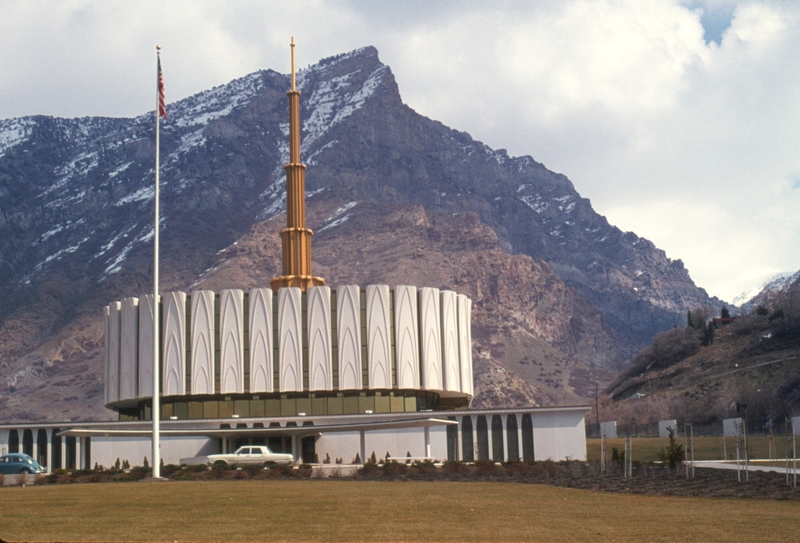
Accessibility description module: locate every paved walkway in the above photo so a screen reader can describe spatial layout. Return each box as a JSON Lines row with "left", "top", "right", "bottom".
{"left": 695, "top": 460, "right": 799, "bottom": 474}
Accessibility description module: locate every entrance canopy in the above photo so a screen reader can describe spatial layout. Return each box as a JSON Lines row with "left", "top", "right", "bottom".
{"left": 58, "top": 417, "right": 457, "bottom": 440}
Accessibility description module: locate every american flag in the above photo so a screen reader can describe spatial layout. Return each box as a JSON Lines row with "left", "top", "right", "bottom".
{"left": 157, "top": 57, "right": 166, "bottom": 118}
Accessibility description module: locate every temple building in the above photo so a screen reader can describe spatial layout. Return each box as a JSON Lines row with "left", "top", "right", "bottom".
{"left": 0, "top": 41, "right": 588, "bottom": 471}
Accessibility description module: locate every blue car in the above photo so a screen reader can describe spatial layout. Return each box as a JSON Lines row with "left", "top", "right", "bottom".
{"left": 0, "top": 453, "right": 47, "bottom": 475}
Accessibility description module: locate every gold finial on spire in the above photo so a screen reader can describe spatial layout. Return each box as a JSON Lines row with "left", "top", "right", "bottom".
{"left": 290, "top": 36, "right": 296, "bottom": 91}
{"left": 270, "top": 38, "right": 325, "bottom": 292}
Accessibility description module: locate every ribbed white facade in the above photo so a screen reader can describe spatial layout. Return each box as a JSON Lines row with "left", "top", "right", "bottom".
{"left": 103, "top": 285, "right": 473, "bottom": 404}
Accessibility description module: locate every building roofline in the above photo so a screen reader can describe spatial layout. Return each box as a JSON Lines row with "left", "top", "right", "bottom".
{"left": 0, "top": 405, "right": 590, "bottom": 430}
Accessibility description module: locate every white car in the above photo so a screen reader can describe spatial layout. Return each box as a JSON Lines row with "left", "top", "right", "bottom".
{"left": 180, "top": 445, "right": 294, "bottom": 467}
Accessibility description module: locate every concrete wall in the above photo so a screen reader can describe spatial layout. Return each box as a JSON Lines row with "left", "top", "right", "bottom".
{"left": 600, "top": 421, "right": 617, "bottom": 439}
{"left": 90, "top": 436, "right": 215, "bottom": 468}
{"left": 723, "top": 417, "right": 743, "bottom": 437}
{"left": 658, "top": 419, "right": 678, "bottom": 438}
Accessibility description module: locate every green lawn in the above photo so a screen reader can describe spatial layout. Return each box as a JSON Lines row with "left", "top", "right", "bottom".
{"left": 1, "top": 480, "right": 798, "bottom": 542}
{"left": 587, "top": 435, "right": 794, "bottom": 463}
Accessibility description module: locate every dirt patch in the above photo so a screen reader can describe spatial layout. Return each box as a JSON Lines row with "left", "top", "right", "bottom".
{"left": 544, "top": 466, "right": 800, "bottom": 500}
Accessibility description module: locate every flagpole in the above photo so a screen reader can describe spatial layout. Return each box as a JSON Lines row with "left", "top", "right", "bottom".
{"left": 152, "top": 44, "right": 163, "bottom": 479}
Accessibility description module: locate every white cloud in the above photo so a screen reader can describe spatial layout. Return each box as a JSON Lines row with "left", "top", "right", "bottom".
{"left": 1, "top": 0, "right": 799, "bottom": 302}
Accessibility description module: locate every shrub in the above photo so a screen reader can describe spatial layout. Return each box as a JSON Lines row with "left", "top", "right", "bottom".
{"left": 525, "top": 460, "right": 561, "bottom": 479}
{"left": 208, "top": 466, "right": 229, "bottom": 480}
{"left": 42, "top": 469, "right": 70, "bottom": 485}
{"left": 161, "top": 464, "right": 182, "bottom": 477}
{"left": 87, "top": 471, "right": 110, "bottom": 483}
{"left": 412, "top": 460, "right": 437, "bottom": 477}
{"left": 360, "top": 461, "right": 381, "bottom": 477}
{"left": 503, "top": 461, "right": 532, "bottom": 477}
{"left": 382, "top": 461, "right": 408, "bottom": 477}
{"left": 267, "top": 464, "right": 293, "bottom": 478}
{"left": 233, "top": 468, "right": 251, "bottom": 480}
{"left": 756, "top": 305, "right": 769, "bottom": 316}
{"left": 543, "top": 460, "right": 562, "bottom": 478}
{"left": 474, "top": 459, "right": 498, "bottom": 476}
{"left": 614, "top": 327, "right": 701, "bottom": 383}
{"left": 442, "top": 460, "right": 471, "bottom": 476}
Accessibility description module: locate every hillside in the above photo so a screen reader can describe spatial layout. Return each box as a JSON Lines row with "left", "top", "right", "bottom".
{"left": 605, "top": 277, "right": 800, "bottom": 425}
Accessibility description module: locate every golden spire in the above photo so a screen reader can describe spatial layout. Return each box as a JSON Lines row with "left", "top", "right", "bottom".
{"left": 270, "top": 38, "right": 326, "bottom": 292}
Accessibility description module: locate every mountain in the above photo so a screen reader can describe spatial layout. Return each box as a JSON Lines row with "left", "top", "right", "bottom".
{"left": 735, "top": 270, "right": 800, "bottom": 313}
{"left": 0, "top": 46, "right": 720, "bottom": 421}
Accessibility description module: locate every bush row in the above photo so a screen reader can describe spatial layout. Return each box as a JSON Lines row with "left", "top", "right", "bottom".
{"left": 33, "top": 459, "right": 604, "bottom": 484}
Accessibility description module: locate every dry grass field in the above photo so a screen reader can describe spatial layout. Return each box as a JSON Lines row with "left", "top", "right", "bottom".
{"left": 1, "top": 480, "right": 799, "bottom": 543}
{"left": 586, "top": 435, "right": 793, "bottom": 463}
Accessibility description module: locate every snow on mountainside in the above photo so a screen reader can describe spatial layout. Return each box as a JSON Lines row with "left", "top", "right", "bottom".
{"left": 0, "top": 118, "right": 37, "bottom": 157}
{"left": 736, "top": 270, "right": 800, "bottom": 312}
{"left": 0, "top": 45, "right": 723, "bottom": 420}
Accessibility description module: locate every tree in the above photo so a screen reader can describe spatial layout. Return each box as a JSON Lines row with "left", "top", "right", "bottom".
{"left": 721, "top": 307, "right": 730, "bottom": 319}
{"left": 658, "top": 427, "right": 684, "bottom": 473}
{"left": 703, "top": 321, "right": 715, "bottom": 346}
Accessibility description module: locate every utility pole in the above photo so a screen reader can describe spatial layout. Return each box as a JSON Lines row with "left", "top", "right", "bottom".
{"left": 595, "top": 384, "right": 601, "bottom": 438}
{"left": 768, "top": 386, "right": 774, "bottom": 460}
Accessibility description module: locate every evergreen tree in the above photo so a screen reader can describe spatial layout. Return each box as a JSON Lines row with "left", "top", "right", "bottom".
{"left": 721, "top": 307, "right": 730, "bottom": 319}
{"left": 703, "top": 321, "right": 715, "bottom": 346}
{"left": 659, "top": 427, "right": 684, "bottom": 473}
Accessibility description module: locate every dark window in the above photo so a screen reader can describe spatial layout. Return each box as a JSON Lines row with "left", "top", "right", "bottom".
{"left": 268, "top": 437, "right": 284, "bottom": 453}
{"left": 491, "top": 415, "right": 504, "bottom": 462}
{"left": 301, "top": 436, "right": 316, "bottom": 464}
{"left": 476, "top": 416, "right": 489, "bottom": 461}
{"left": 506, "top": 415, "right": 519, "bottom": 462}
{"left": 23, "top": 429, "right": 34, "bottom": 457}
{"left": 8, "top": 429, "right": 19, "bottom": 453}
{"left": 37, "top": 430, "right": 48, "bottom": 466}
{"left": 522, "top": 414, "right": 534, "bottom": 462}
{"left": 84, "top": 437, "right": 91, "bottom": 468}
{"left": 51, "top": 429, "right": 62, "bottom": 469}
{"left": 66, "top": 436, "right": 77, "bottom": 469}
{"left": 446, "top": 417, "right": 458, "bottom": 462}
{"left": 461, "top": 417, "right": 474, "bottom": 462}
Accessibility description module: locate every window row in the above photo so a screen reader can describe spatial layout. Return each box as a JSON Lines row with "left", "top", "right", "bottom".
{"left": 447, "top": 414, "right": 535, "bottom": 462}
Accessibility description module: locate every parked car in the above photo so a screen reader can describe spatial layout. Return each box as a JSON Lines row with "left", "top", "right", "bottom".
{"left": 180, "top": 445, "right": 294, "bottom": 467}
{"left": 0, "top": 453, "right": 47, "bottom": 475}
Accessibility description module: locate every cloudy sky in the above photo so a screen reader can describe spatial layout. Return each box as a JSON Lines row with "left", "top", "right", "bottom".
{"left": 2, "top": 0, "right": 798, "bottom": 303}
